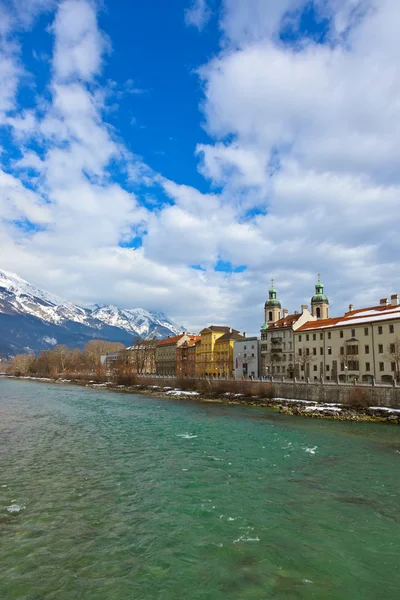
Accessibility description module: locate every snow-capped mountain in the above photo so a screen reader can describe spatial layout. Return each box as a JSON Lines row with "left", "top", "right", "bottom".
{"left": 91, "top": 305, "right": 182, "bottom": 337}
{"left": 0, "top": 268, "right": 184, "bottom": 355}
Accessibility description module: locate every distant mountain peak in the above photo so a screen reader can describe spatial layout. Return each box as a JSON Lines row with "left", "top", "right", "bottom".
{"left": 0, "top": 268, "right": 184, "bottom": 355}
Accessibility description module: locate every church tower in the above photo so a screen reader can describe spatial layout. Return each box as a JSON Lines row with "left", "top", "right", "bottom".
{"left": 263, "top": 280, "right": 282, "bottom": 327}
{"left": 311, "top": 275, "right": 329, "bottom": 320}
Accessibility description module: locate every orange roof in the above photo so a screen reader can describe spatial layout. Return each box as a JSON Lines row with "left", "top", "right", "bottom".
{"left": 157, "top": 333, "right": 187, "bottom": 346}
{"left": 297, "top": 301, "right": 400, "bottom": 331}
{"left": 266, "top": 313, "right": 302, "bottom": 330}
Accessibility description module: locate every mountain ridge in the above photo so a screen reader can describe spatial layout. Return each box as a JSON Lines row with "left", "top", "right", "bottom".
{"left": 0, "top": 268, "right": 184, "bottom": 356}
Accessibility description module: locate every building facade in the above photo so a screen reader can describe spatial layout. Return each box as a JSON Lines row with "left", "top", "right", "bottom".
{"left": 233, "top": 337, "right": 261, "bottom": 379}
{"left": 260, "top": 282, "right": 316, "bottom": 379}
{"left": 214, "top": 329, "right": 244, "bottom": 378}
{"left": 195, "top": 326, "right": 242, "bottom": 378}
{"left": 295, "top": 294, "right": 400, "bottom": 383}
{"left": 155, "top": 333, "right": 191, "bottom": 376}
{"left": 176, "top": 336, "right": 200, "bottom": 378}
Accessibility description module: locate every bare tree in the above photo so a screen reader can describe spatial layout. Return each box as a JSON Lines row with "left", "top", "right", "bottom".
{"left": 385, "top": 337, "right": 400, "bottom": 382}
{"left": 294, "top": 350, "right": 315, "bottom": 379}
{"left": 8, "top": 353, "right": 35, "bottom": 376}
{"left": 84, "top": 340, "right": 125, "bottom": 371}
{"left": 337, "top": 342, "right": 359, "bottom": 382}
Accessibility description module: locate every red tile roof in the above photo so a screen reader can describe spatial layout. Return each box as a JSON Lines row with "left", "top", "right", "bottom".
{"left": 266, "top": 313, "right": 302, "bottom": 330}
{"left": 157, "top": 333, "right": 187, "bottom": 346}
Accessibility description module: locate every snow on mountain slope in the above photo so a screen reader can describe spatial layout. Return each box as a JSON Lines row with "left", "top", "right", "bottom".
{"left": 91, "top": 305, "right": 183, "bottom": 337}
{"left": 0, "top": 269, "right": 184, "bottom": 354}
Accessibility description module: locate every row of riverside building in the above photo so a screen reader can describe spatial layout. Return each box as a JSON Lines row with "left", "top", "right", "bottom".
{"left": 102, "top": 277, "right": 400, "bottom": 384}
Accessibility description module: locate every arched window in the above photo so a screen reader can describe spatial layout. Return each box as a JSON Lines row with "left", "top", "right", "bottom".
{"left": 316, "top": 307, "right": 321, "bottom": 318}
{"left": 269, "top": 311, "right": 273, "bottom": 321}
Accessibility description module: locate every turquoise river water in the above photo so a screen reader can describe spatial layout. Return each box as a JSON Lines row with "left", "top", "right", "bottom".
{"left": 1, "top": 379, "right": 399, "bottom": 599}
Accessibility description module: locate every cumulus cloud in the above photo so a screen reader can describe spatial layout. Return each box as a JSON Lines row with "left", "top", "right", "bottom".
{"left": 184, "top": 0, "right": 212, "bottom": 31}
{"left": 1, "top": 0, "right": 400, "bottom": 336}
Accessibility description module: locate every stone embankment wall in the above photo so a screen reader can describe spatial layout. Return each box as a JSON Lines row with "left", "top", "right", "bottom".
{"left": 265, "top": 381, "right": 400, "bottom": 408}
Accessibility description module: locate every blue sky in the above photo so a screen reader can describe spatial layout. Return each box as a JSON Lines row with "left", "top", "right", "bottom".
{"left": 1, "top": 0, "right": 400, "bottom": 334}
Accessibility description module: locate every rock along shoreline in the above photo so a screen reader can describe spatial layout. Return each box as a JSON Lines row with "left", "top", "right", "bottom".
{"left": 2, "top": 374, "right": 400, "bottom": 425}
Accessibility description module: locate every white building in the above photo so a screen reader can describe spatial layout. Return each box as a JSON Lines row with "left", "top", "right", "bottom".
{"left": 233, "top": 337, "right": 261, "bottom": 379}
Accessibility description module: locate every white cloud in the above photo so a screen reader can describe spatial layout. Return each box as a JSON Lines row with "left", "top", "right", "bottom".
{"left": 2, "top": 0, "right": 400, "bottom": 337}
{"left": 184, "top": 0, "right": 212, "bottom": 31}
{"left": 52, "top": 0, "right": 109, "bottom": 81}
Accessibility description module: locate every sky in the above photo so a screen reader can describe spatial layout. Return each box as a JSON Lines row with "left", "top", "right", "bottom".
{"left": 1, "top": 0, "right": 400, "bottom": 335}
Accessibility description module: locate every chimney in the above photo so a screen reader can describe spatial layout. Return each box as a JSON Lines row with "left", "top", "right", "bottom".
{"left": 301, "top": 304, "right": 308, "bottom": 313}
{"left": 294, "top": 310, "right": 299, "bottom": 315}
{"left": 283, "top": 309, "right": 288, "bottom": 318}
{"left": 349, "top": 304, "right": 354, "bottom": 312}
{"left": 380, "top": 298, "right": 389, "bottom": 306}
{"left": 243, "top": 332, "right": 246, "bottom": 338}
{"left": 391, "top": 294, "right": 399, "bottom": 306}
{"left": 229, "top": 327, "right": 232, "bottom": 333}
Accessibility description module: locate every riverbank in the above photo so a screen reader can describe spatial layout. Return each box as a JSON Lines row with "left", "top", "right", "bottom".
{"left": 2, "top": 374, "right": 400, "bottom": 424}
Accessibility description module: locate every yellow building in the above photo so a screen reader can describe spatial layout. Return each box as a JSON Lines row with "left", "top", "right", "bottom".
{"left": 195, "top": 326, "right": 243, "bottom": 378}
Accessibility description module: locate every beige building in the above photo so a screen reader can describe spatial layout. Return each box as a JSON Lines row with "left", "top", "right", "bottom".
{"left": 260, "top": 282, "right": 316, "bottom": 379}
{"left": 155, "top": 333, "right": 192, "bottom": 376}
{"left": 294, "top": 293, "right": 400, "bottom": 384}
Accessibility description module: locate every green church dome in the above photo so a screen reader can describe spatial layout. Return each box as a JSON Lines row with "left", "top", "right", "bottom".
{"left": 311, "top": 278, "right": 329, "bottom": 305}
{"left": 265, "top": 280, "right": 281, "bottom": 309}
{"left": 265, "top": 299, "right": 282, "bottom": 308}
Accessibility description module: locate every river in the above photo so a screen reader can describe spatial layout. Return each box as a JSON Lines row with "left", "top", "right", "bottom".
{"left": 1, "top": 379, "right": 399, "bottom": 599}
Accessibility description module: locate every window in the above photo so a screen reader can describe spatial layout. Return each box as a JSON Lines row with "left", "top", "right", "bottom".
{"left": 320, "top": 347, "right": 323, "bottom": 355}
{"left": 298, "top": 349, "right": 302, "bottom": 357}
{"left": 252, "top": 353, "right": 255, "bottom": 358}
{"left": 391, "top": 362, "right": 396, "bottom": 372}
{"left": 261, "top": 344, "right": 267, "bottom": 352}
{"left": 313, "top": 365, "right": 318, "bottom": 371}
{"left": 269, "top": 311, "right": 273, "bottom": 321}
{"left": 277, "top": 366, "right": 280, "bottom": 373}
{"left": 316, "top": 307, "right": 321, "bottom": 318}
{"left": 298, "top": 335, "right": 302, "bottom": 342}
{"left": 326, "top": 365, "right": 330, "bottom": 372}
{"left": 340, "top": 346, "right": 344, "bottom": 355}
{"left": 340, "top": 331, "right": 344, "bottom": 338}
{"left": 379, "top": 362, "right": 384, "bottom": 372}
{"left": 301, "top": 365, "right": 304, "bottom": 371}
{"left": 289, "top": 354, "right": 293, "bottom": 361}
{"left": 351, "top": 329, "right": 355, "bottom": 337}
{"left": 365, "top": 345, "right": 370, "bottom": 354}
{"left": 320, "top": 333, "right": 323, "bottom": 340}
{"left": 306, "top": 348, "right": 310, "bottom": 356}
{"left": 313, "top": 334, "right": 316, "bottom": 341}
{"left": 347, "top": 345, "right": 359, "bottom": 355}
{"left": 340, "top": 363, "right": 344, "bottom": 371}
{"left": 378, "top": 326, "right": 383, "bottom": 335}
{"left": 244, "top": 353, "right": 247, "bottom": 358}
{"left": 348, "top": 360, "right": 359, "bottom": 370}
{"left": 244, "top": 345, "right": 247, "bottom": 350}
{"left": 390, "top": 325, "right": 394, "bottom": 334}
{"left": 328, "top": 347, "right": 332, "bottom": 355}
{"left": 306, "top": 334, "right": 309, "bottom": 341}
{"left": 378, "top": 344, "right": 383, "bottom": 354}
{"left": 251, "top": 345, "right": 255, "bottom": 349}
{"left": 313, "top": 348, "right": 317, "bottom": 355}
{"left": 283, "top": 355, "right": 286, "bottom": 361}
{"left": 328, "top": 332, "right": 331, "bottom": 340}
{"left": 364, "top": 327, "right": 369, "bottom": 335}
{"left": 365, "top": 362, "right": 370, "bottom": 371}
